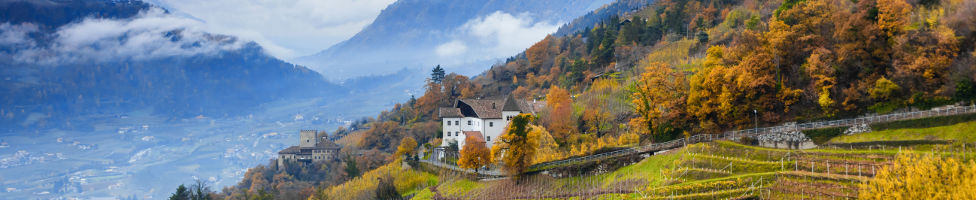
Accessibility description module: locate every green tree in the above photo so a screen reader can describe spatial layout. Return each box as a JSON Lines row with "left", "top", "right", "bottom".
{"left": 344, "top": 155, "right": 360, "bottom": 178}
{"left": 431, "top": 65, "right": 445, "bottom": 84}
{"left": 169, "top": 184, "right": 190, "bottom": 200}
{"left": 189, "top": 180, "right": 212, "bottom": 200}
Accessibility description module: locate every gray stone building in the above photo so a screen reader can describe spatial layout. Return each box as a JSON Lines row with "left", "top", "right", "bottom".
{"left": 277, "top": 130, "right": 340, "bottom": 167}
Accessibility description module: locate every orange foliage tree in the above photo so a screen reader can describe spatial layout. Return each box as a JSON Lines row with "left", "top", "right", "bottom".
{"left": 544, "top": 86, "right": 575, "bottom": 144}
{"left": 457, "top": 136, "right": 490, "bottom": 172}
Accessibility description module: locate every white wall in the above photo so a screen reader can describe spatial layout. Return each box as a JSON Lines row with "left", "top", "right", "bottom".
{"left": 441, "top": 117, "right": 461, "bottom": 147}
{"left": 482, "top": 118, "right": 505, "bottom": 148}
{"left": 502, "top": 111, "right": 520, "bottom": 123}
{"left": 443, "top": 111, "right": 522, "bottom": 150}
{"left": 458, "top": 117, "right": 483, "bottom": 147}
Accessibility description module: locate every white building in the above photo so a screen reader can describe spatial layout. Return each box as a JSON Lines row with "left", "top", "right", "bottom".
{"left": 438, "top": 95, "right": 542, "bottom": 151}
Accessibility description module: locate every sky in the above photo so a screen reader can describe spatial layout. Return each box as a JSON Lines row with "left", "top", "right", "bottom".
{"left": 148, "top": 0, "right": 397, "bottom": 59}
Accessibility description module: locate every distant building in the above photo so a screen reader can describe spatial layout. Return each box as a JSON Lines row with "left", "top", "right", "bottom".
{"left": 277, "top": 130, "right": 341, "bottom": 167}
{"left": 437, "top": 95, "right": 543, "bottom": 152}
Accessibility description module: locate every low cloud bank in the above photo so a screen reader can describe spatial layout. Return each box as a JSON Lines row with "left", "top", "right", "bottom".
{"left": 0, "top": 8, "right": 245, "bottom": 65}
{"left": 435, "top": 11, "right": 560, "bottom": 64}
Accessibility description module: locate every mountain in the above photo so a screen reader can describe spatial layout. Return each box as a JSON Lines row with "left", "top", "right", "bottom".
{"left": 0, "top": 0, "right": 344, "bottom": 131}
{"left": 296, "top": 0, "right": 614, "bottom": 80}
{"left": 552, "top": 0, "right": 652, "bottom": 36}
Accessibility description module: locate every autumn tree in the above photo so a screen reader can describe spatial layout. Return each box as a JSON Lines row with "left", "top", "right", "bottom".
{"left": 543, "top": 86, "right": 575, "bottom": 144}
{"left": 393, "top": 137, "right": 417, "bottom": 159}
{"left": 581, "top": 78, "right": 629, "bottom": 136}
{"left": 805, "top": 47, "right": 837, "bottom": 114}
{"left": 877, "top": 0, "right": 911, "bottom": 37}
{"left": 860, "top": 152, "right": 976, "bottom": 199}
{"left": 490, "top": 114, "right": 540, "bottom": 182}
{"left": 414, "top": 81, "right": 446, "bottom": 119}
{"left": 687, "top": 45, "right": 737, "bottom": 132}
{"left": 457, "top": 135, "right": 490, "bottom": 172}
{"left": 631, "top": 61, "right": 687, "bottom": 141}
{"left": 870, "top": 77, "right": 901, "bottom": 101}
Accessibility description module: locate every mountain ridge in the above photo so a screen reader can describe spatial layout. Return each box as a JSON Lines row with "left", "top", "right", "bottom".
{"left": 0, "top": 0, "right": 345, "bottom": 130}
{"left": 296, "top": 0, "right": 614, "bottom": 80}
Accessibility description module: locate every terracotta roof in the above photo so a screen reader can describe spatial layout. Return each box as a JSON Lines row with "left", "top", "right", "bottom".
{"left": 463, "top": 131, "right": 486, "bottom": 144}
{"left": 438, "top": 107, "right": 462, "bottom": 118}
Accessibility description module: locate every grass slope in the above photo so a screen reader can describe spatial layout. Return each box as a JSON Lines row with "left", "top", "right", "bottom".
{"left": 338, "top": 120, "right": 976, "bottom": 200}
{"left": 830, "top": 121, "right": 976, "bottom": 144}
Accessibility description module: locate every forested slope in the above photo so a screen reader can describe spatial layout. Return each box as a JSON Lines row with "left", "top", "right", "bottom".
{"left": 219, "top": 0, "right": 976, "bottom": 198}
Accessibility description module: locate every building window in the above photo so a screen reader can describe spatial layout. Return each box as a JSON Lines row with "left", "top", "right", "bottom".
{"left": 455, "top": 120, "right": 459, "bottom": 125}
{"left": 468, "top": 120, "right": 472, "bottom": 125}
{"left": 447, "top": 132, "right": 451, "bottom": 137}
{"left": 487, "top": 136, "right": 491, "bottom": 141}
{"left": 489, "top": 122, "right": 494, "bottom": 127}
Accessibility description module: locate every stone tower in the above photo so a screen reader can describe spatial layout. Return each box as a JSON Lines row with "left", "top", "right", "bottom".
{"left": 299, "top": 130, "right": 316, "bottom": 148}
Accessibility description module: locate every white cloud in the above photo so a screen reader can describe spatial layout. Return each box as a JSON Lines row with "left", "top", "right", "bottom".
{"left": 6, "top": 8, "right": 245, "bottom": 65}
{"left": 151, "top": 0, "right": 397, "bottom": 59}
{"left": 435, "top": 40, "right": 467, "bottom": 57}
{"left": 0, "top": 23, "right": 38, "bottom": 47}
{"left": 434, "top": 11, "right": 560, "bottom": 63}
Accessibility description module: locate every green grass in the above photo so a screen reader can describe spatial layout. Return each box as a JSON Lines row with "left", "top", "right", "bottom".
{"left": 871, "top": 112, "right": 976, "bottom": 131}
{"left": 829, "top": 120, "right": 976, "bottom": 144}
{"left": 597, "top": 148, "right": 683, "bottom": 187}
{"left": 437, "top": 178, "right": 478, "bottom": 197}
{"left": 407, "top": 188, "right": 434, "bottom": 200}
{"left": 803, "top": 127, "right": 846, "bottom": 145}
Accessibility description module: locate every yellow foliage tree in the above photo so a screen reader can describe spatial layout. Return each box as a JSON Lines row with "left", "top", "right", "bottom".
{"left": 860, "top": 152, "right": 976, "bottom": 199}
{"left": 393, "top": 137, "right": 417, "bottom": 158}
{"left": 457, "top": 135, "right": 490, "bottom": 172}
{"left": 490, "top": 114, "right": 540, "bottom": 182}
{"left": 631, "top": 61, "right": 687, "bottom": 141}
{"left": 877, "top": 0, "right": 912, "bottom": 37}
{"left": 869, "top": 77, "right": 901, "bottom": 101}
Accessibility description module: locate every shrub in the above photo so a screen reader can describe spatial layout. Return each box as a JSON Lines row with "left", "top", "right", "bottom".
{"left": 860, "top": 152, "right": 976, "bottom": 199}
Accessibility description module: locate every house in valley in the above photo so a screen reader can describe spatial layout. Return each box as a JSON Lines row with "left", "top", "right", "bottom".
{"left": 438, "top": 95, "right": 543, "bottom": 152}
{"left": 277, "top": 130, "right": 340, "bottom": 167}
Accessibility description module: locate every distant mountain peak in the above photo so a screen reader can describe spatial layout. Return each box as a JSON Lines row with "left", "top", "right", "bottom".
{"left": 295, "top": 0, "right": 614, "bottom": 80}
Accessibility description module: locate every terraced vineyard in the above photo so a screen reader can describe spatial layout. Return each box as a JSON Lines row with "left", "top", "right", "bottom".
{"left": 387, "top": 115, "right": 976, "bottom": 200}
{"left": 427, "top": 140, "right": 974, "bottom": 199}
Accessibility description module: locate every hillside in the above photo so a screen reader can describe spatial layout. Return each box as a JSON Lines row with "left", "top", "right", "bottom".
{"left": 220, "top": 0, "right": 976, "bottom": 198}
{"left": 316, "top": 115, "right": 976, "bottom": 199}
{"left": 0, "top": 0, "right": 344, "bottom": 130}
